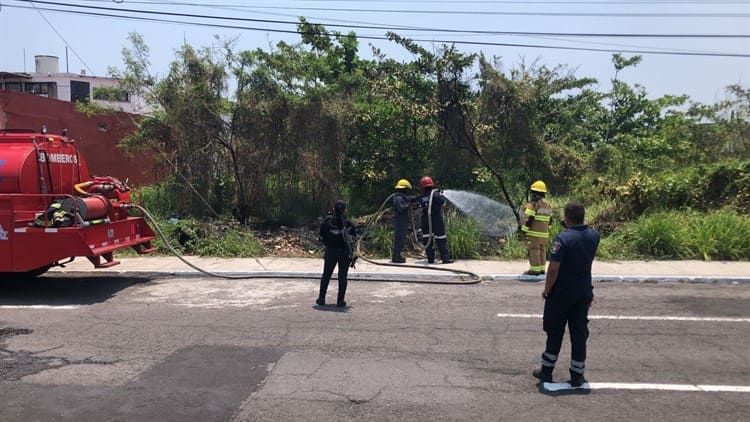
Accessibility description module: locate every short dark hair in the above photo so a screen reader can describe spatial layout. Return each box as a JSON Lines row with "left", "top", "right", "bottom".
{"left": 564, "top": 201, "right": 585, "bottom": 226}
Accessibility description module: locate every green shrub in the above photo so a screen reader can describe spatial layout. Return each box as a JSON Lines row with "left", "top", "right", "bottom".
{"left": 135, "top": 182, "right": 178, "bottom": 219}
{"left": 618, "top": 212, "right": 691, "bottom": 259}
{"left": 445, "top": 212, "right": 484, "bottom": 259}
{"left": 146, "top": 217, "right": 263, "bottom": 258}
{"left": 685, "top": 211, "right": 750, "bottom": 260}
{"left": 360, "top": 223, "right": 393, "bottom": 258}
{"left": 596, "top": 161, "right": 750, "bottom": 219}
{"left": 498, "top": 234, "right": 528, "bottom": 260}
{"left": 194, "top": 230, "right": 264, "bottom": 258}
{"left": 603, "top": 210, "right": 750, "bottom": 261}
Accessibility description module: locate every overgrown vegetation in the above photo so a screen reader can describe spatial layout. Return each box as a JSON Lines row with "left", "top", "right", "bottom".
{"left": 104, "top": 22, "right": 749, "bottom": 260}
{"left": 599, "top": 211, "right": 750, "bottom": 261}
{"left": 151, "top": 218, "right": 264, "bottom": 258}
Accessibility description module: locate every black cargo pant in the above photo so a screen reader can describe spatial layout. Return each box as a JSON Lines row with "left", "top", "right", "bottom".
{"left": 318, "top": 247, "right": 351, "bottom": 304}
{"left": 541, "top": 292, "right": 592, "bottom": 376}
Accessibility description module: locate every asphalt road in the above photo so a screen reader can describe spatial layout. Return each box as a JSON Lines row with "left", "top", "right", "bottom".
{"left": 1, "top": 274, "right": 749, "bottom": 421}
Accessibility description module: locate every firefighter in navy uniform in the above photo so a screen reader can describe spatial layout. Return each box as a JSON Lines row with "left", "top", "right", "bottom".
{"left": 317, "top": 200, "right": 357, "bottom": 308}
{"left": 533, "top": 201, "right": 600, "bottom": 387}
{"left": 521, "top": 180, "right": 553, "bottom": 276}
{"left": 392, "top": 179, "right": 414, "bottom": 263}
{"left": 418, "top": 176, "right": 453, "bottom": 264}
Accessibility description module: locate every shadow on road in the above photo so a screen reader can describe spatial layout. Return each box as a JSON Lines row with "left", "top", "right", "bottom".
{"left": 0, "top": 274, "right": 152, "bottom": 306}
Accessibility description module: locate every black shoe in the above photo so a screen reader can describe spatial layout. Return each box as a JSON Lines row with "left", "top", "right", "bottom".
{"left": 442, "top": 259, "right": 454, "bottom": 264}
{"left": 568, "top": 375, "right": 587, "bottom": 388}
{"left": 523, "top": 270, "right": 543, "bottom": 276}
{"left": 315, "top": 298, "right": 325, "bottom": 306}
{"left": 391, "top": 256, "right": 406, "bottom": 263}
{"left": 427, "top": 259, "right": 435, "bottom": 264}
{"left": 532, "top": 368, "right": 553, "bottom": 383}
{"left": 336, "top": 301, "right": 347, "bottom": 308}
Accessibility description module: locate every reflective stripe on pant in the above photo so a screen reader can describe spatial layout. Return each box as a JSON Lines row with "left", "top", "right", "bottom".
{"left": 542, "top": 293, "right": 591, "bottom": 372}
{"left": 526, "top": 236, "right": 547, "bottom": 272}
{"left": 422, "top": 234, "right": 450, "bottom": 262}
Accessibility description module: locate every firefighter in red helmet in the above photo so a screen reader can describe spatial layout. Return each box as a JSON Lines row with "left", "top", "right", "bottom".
{"left": 418, "top": 176, "right": 453, "bottom": 264}
{"left": 521, "top": 180, "right": 553, "bottom": 276}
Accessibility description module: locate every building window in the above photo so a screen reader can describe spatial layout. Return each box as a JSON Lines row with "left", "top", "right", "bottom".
{"left": 4, "top": 82, "right": 22, "bottom": 92}
{"left": 92, "top": 86, "right": 130, "bottom": 102}
{"left": 24, "top": 82, "right": 55, "bottom": 97}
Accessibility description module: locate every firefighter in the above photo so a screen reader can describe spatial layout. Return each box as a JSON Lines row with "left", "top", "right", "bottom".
{"left": 533, "top": 201, "right": 600, "bottom": 387}
{"left": 392, "top": 179, "right": 414, "bottom": 263}
{"left": 521, "top": 180, "right": 552, "bottom": 276}
{"left": 418, "top": 176, "right": 454, "bottom": 264}
{"left": 316, "top": 200, "right": 357, "bottom": 308}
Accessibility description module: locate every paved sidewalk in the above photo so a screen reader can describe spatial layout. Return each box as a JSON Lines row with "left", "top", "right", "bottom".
{"left": 49, "top": 256, "right": 750, "bottom": 283}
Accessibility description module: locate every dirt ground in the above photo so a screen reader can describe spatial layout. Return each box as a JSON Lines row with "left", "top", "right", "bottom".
{"left": 253, "top": 225, "right": 323, "bottom": 258}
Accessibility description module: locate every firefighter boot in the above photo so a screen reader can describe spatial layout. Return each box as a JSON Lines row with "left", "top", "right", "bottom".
{"left": 568, "top": 371, "right": 587, "bottom": 388}
{"left": 532, "top": 366, "right": 553, "bottom": 383}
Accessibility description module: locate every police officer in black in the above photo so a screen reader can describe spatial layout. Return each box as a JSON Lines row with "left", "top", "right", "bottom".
{"left": 317, "top": 200, "right": 356, "bottom": 308}
{"left": 533, "top": 200, "right": 600, "bottom": 387}
{"left": 418, "top": 176, "right": 453, "bottom": 264}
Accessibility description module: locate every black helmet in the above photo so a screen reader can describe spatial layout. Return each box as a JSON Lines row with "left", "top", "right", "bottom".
{"left": 333, "top": 200, "right": 346, "bottom": 215}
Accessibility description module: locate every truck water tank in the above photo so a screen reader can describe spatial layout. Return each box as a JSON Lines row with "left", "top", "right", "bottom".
{"left": 0, "top": 131, "right": 90, "bottom": 195}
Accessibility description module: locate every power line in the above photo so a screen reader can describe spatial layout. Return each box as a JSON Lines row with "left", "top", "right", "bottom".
{"left": 27, "top": 1, "right": 96, "bottom": 75}
{"left": 5, "top": 2, "right": 749, "bottom": 58}
{"left": 11, "top": 0, "right": 750, "bottom": 38}
{"left": 39, "top": 0, "right": 750, "bottom": 18}
{"left": 278, "top": 1, "right": 748, "bottom": 3}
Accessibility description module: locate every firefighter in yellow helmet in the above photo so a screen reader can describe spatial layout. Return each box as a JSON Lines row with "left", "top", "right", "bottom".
{"left": 392, "top": 179, "right": 415, "bottom": 263}
{"left": 521, "top": 181, "right": 553, "bottom": 276}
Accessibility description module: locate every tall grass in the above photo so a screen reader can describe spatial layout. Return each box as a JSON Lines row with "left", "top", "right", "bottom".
{"left": 445, "top": 212, "right": 484, "bottom": 259}
{"left": 686, "top": 211, "right": 750, "bottom": 260}
{"left": 603, "top": 210, "right": 750, "bottom": 261}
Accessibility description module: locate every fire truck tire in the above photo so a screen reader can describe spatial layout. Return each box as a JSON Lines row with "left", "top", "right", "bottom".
{"left": 0, "top": 265, "right": 52, "bottom": 280}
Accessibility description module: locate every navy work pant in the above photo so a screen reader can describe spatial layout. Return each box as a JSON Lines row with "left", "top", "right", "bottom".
{"left": 542, "top": 293, "right": 591, "bottom": 375}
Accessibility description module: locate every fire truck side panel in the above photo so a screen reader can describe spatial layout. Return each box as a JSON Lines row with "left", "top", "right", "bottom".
{"left": 0, "top": 196, "right": 12, "bottom": 270}
{"left": 8, "top": 217, "right": 156, "bottom": 272}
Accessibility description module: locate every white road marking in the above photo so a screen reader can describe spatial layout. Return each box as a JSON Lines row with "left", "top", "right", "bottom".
{"left": 0, "top": 305, "right": 79, "bottom": 310}
{"left": 588, "top": 383, "right": 750, "bottom": 393}
{"left": 496, "top": 313, "right": 750, "bottom": 322}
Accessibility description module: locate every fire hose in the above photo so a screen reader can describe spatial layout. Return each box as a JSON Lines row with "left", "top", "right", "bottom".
{"left": 131, "top": 204, "right": 481, "bottom": 285}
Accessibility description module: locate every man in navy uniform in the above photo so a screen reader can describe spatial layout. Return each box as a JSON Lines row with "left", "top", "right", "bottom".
{"left": 533, "top": 200, "right": 600, "bottom": 387}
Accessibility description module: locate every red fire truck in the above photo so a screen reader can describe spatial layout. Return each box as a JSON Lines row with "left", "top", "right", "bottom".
{"left": 0, "top": 127, "right": 156, "bottom": 277}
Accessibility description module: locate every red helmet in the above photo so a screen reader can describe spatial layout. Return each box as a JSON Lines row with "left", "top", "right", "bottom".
{"left": 420, "top": 176, "right": 435, "bottom": 189}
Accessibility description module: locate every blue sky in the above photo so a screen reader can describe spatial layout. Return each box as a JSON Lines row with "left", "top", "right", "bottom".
{"left": 1, "top": 0, "right": 748, "bottom": 105}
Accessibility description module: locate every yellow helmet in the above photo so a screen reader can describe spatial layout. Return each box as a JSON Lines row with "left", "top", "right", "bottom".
{"left": 395, "top": 179, "right": 412, "bottom": 189}
{"left": 530, "top": 180, "right": 547, "bottom": 193}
